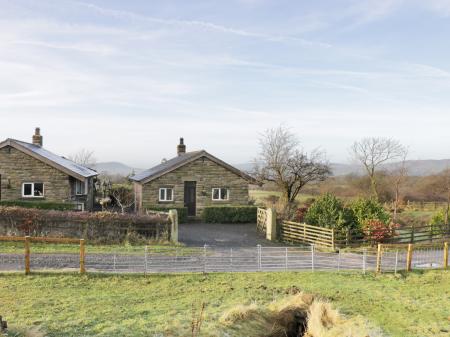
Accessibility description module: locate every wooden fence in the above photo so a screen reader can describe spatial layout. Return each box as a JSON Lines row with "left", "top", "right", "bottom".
{"left": 279, "top": 221, "right": 335, "bottom": 249}
{"left": 0, "top": 236, "right": 85, "bottom": 274}
{"left": 336, "top": 223, "right": 450, "bottom": 247}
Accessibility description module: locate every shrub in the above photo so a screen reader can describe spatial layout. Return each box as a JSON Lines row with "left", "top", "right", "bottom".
{"left": 363, "top": 220, "right": 399, "bottom": 243}
{"left": 201, "top": 206, "right": 257, "bottom": 223}
{"left": 349, "top": 198, "right": 391, "bottom": 226}
{"left": 304, "top": 193, "right": 356, "bottom": 231}
{"left": 430, "top": 209, "right": 446, "bottom": 226}
{"left": 146, "top": 206, "right": 188, "bottom": 224}
{"left": 0, "top": 200, "right": 75, "bottom": 211}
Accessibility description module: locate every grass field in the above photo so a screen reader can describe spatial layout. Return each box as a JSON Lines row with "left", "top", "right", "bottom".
{"left": 1, "top": 270, "right": 449, "bottom": 337}
{"left": 249, "top": 189, "right": 314, "bottom": 205}
{"left": 0, "top": 241, "right": 187, "bottom": 255}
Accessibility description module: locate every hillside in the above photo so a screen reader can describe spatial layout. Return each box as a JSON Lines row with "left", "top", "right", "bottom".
{"left": 236, "top": 159, "right": 450, "bottom": 177}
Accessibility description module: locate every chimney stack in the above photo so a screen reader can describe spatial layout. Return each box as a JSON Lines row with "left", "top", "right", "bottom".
{"left": 177, "top": 137, "right": 186, "bottom": 156}
{"left": 32, "top": 127, "right": 43, "bottom": 147}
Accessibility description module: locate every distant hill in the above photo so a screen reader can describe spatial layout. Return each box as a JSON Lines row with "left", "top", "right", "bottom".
{"left": 236, "top": 159, "right": 450, "bottom": 177}
{"left": 93, "top": 162, "right": 143, "bottom": 176}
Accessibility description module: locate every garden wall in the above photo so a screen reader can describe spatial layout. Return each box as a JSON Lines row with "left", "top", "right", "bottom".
{"left": 0, "top": 206, "right": 171, "bottom": 244}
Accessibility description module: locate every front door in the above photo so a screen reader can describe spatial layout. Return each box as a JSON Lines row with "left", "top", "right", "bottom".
{"left": 184, "top": 181, "right": 196, "bottom": 216}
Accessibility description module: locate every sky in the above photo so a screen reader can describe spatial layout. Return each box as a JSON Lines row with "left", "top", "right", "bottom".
{"left": 0, "top": 0, "right": 449, "bottom": 168}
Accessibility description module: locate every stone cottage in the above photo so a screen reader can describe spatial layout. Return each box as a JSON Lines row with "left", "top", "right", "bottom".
{"left": 0, "top": 128, "right": 98, "bottom": 211}
{"left": 130, "top": 138, "right": 256, "bottom": 217}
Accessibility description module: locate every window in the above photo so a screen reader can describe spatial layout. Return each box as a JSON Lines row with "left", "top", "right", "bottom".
{"left": 22, "top": 182, "right": 44, "bottom": 198}
{"left": 212, "top": 188, "right": 229, "bottom": 201}
{"left": 159, "top": 187, "right": 174, "bottom": 201}
{"left": 75, "top": 180, "right": 86, "bottom": 195}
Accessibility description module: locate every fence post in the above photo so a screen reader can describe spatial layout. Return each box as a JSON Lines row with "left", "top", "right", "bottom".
{"left": 285, "top": 247, "right": 288, "bottom": 271}
{"left": 203, "top": 244, "right": 207, "bottom": 273}
{"left": 144, "top": 245, "right": 148, "bottom": 275}
{"left": 410, "top": 225, "right": 415, "bottom": 243}
{"left": 311, "top": 244, "right": 315, "bottom": 272}
{"left": 376, "top": 244, "right": 382, "bottom": 273}
{"left": 346, "top": 228, "right": 350, "bottom": 247}
{"left": 406, "top": 243, "right": 413, "bottom": 272}
{"left": 337, "top": 249, "right": 341, "bottom": 271}
{"left": 79, "top": 239, "right": 86, "bottom": 274}
{"left": 444, "top": 242, "right": 448, "bottom": 269}
{"left": 168, "top": 209, "right": 178, "bottom": 243}
{"left": 362, "top": 249, "right": 366, "bottom": 274}
{"left": 331, "top": 229, "right": 335, "bottom": 250}
{"left": 257, "top": 244, "right": 262, "bottom": 271}
{"left": 24, "top": 236, "right": 30, "bottom": 275}
{"left": 394, "top": 250, "right": 399, "bottom": 274}
{"left": 266, "top": 208, "right": 277, "bottom": 241}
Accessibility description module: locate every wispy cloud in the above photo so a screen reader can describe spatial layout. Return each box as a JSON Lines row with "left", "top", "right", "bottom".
{"left": 74, "top": 1, "right": 331, "bottom": 48}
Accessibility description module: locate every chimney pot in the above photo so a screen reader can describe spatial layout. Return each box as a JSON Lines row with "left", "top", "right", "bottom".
{"left": 177, "top": 137, "right": 186, "bottom": 156}
{"left": 32, "top": 127, "right": 43, "bottom": 147}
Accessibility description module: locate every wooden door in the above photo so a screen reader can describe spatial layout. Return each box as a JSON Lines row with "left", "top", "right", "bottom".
{"left": 184, "top": 181, "right": 196, "bottom": 216}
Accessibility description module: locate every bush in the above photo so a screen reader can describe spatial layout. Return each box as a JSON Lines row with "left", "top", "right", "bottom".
{"left": 431, "top": 209, "right": 446, "bottom": 226}
{"left": 304, "top": 193, "right": 356, "bottom": 231}
{"left": 146, "top": 206, "right": 188, "bottom": 224}
{"left": 349, "top": 198, "right": 391, "bottom": 226}
{"left": 363, "top": 219, "right": 399, "bottom": 243}
{"left": 0, "top": 200, "right": 76, "bottom": 211}
{"left": 201, "top": 206, "right": 257, "bottom": 223}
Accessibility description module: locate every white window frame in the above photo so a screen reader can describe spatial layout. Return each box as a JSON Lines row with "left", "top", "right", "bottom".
{"left": 212, "top": 188, "right": 229, "bottom": 201}
{"left": 159, "top": 187, "right": 174, "bottom": 202}
{"left": 75, "top": 180, "right": 86, "bottom": 196}
{"left": 22, "top": 182, "right": 45, "bottom": 198}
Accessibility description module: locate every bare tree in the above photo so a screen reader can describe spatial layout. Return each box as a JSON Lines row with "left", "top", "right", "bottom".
{"left": 253, "top": 126, "right": 331, "bottom": 215}
{"left": 351, "top": 137, "right": 406, "bottom": 200}
{"left": 111, "top": 186, "right": 134, "bottom": 214}
{"left": 389, "top": 148, "right": 409, "bottom": 222}
{"left": 69, "top": 149, "right": 97, "bottom": 168}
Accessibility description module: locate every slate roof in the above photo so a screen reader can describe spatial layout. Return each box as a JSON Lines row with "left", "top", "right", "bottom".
{"left": 0, "top": 138, "right": 98, "bottom": 179}
{"left": 130, "top": 150, "right": 255, "bottom": 184}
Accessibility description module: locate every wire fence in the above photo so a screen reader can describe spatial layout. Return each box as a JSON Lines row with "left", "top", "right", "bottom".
{"left": 1, "top": 243, "right": 447, "bottom": 274}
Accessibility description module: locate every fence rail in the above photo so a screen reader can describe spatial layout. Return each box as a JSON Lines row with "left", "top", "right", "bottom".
{"left": 0, "top": 240, "right": 447, "bottom": 274}
{"left": 280, "top": 221, "right": 335, "bottom": 248}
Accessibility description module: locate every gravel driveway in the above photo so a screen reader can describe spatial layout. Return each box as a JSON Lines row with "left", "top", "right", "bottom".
{"left": 178, "top": 222, "right": 285, "bottom": 247}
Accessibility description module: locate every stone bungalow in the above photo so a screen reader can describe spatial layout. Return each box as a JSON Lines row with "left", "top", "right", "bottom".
{"left": 0, "top": 128, "right": 98, "bottom": 211}
{"left": 130, "top": 138, "right": 256, "bottom": 217}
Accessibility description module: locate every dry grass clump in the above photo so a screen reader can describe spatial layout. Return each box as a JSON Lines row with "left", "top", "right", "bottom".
{"left": 6, "top": 326, "right": 46, "bottom": 337}
{"left": 220, "top": 293, "right": 384, "bottom": 337}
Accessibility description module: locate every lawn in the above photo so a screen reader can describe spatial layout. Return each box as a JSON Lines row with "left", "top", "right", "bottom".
{"left": 1, "top": 270, "right": 449, "bottom": 337}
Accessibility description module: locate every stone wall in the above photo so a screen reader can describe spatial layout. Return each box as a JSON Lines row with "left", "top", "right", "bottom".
{"left": 0, "top": 146, "right": 71, "bottom": 202}
{"left": 140, "top": 156, "right": 249, "bottom": 216}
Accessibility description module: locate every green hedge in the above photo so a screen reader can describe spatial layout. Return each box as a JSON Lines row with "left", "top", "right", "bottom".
{"left": 0, "top": 200, "right": 76, "bottom": 211}
{"left": 201, "top": 206, "right": 257, "bottom": 223}
{"left": 146, "top": 206, "right": 188, "bottom": 224}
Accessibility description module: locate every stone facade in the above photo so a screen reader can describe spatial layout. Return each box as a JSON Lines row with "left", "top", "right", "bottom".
{"left": 137, "top": 156, "right": 249, "bottom": 216}
{"left": 0, "top": 145, "right": 95, "bottom": 210}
